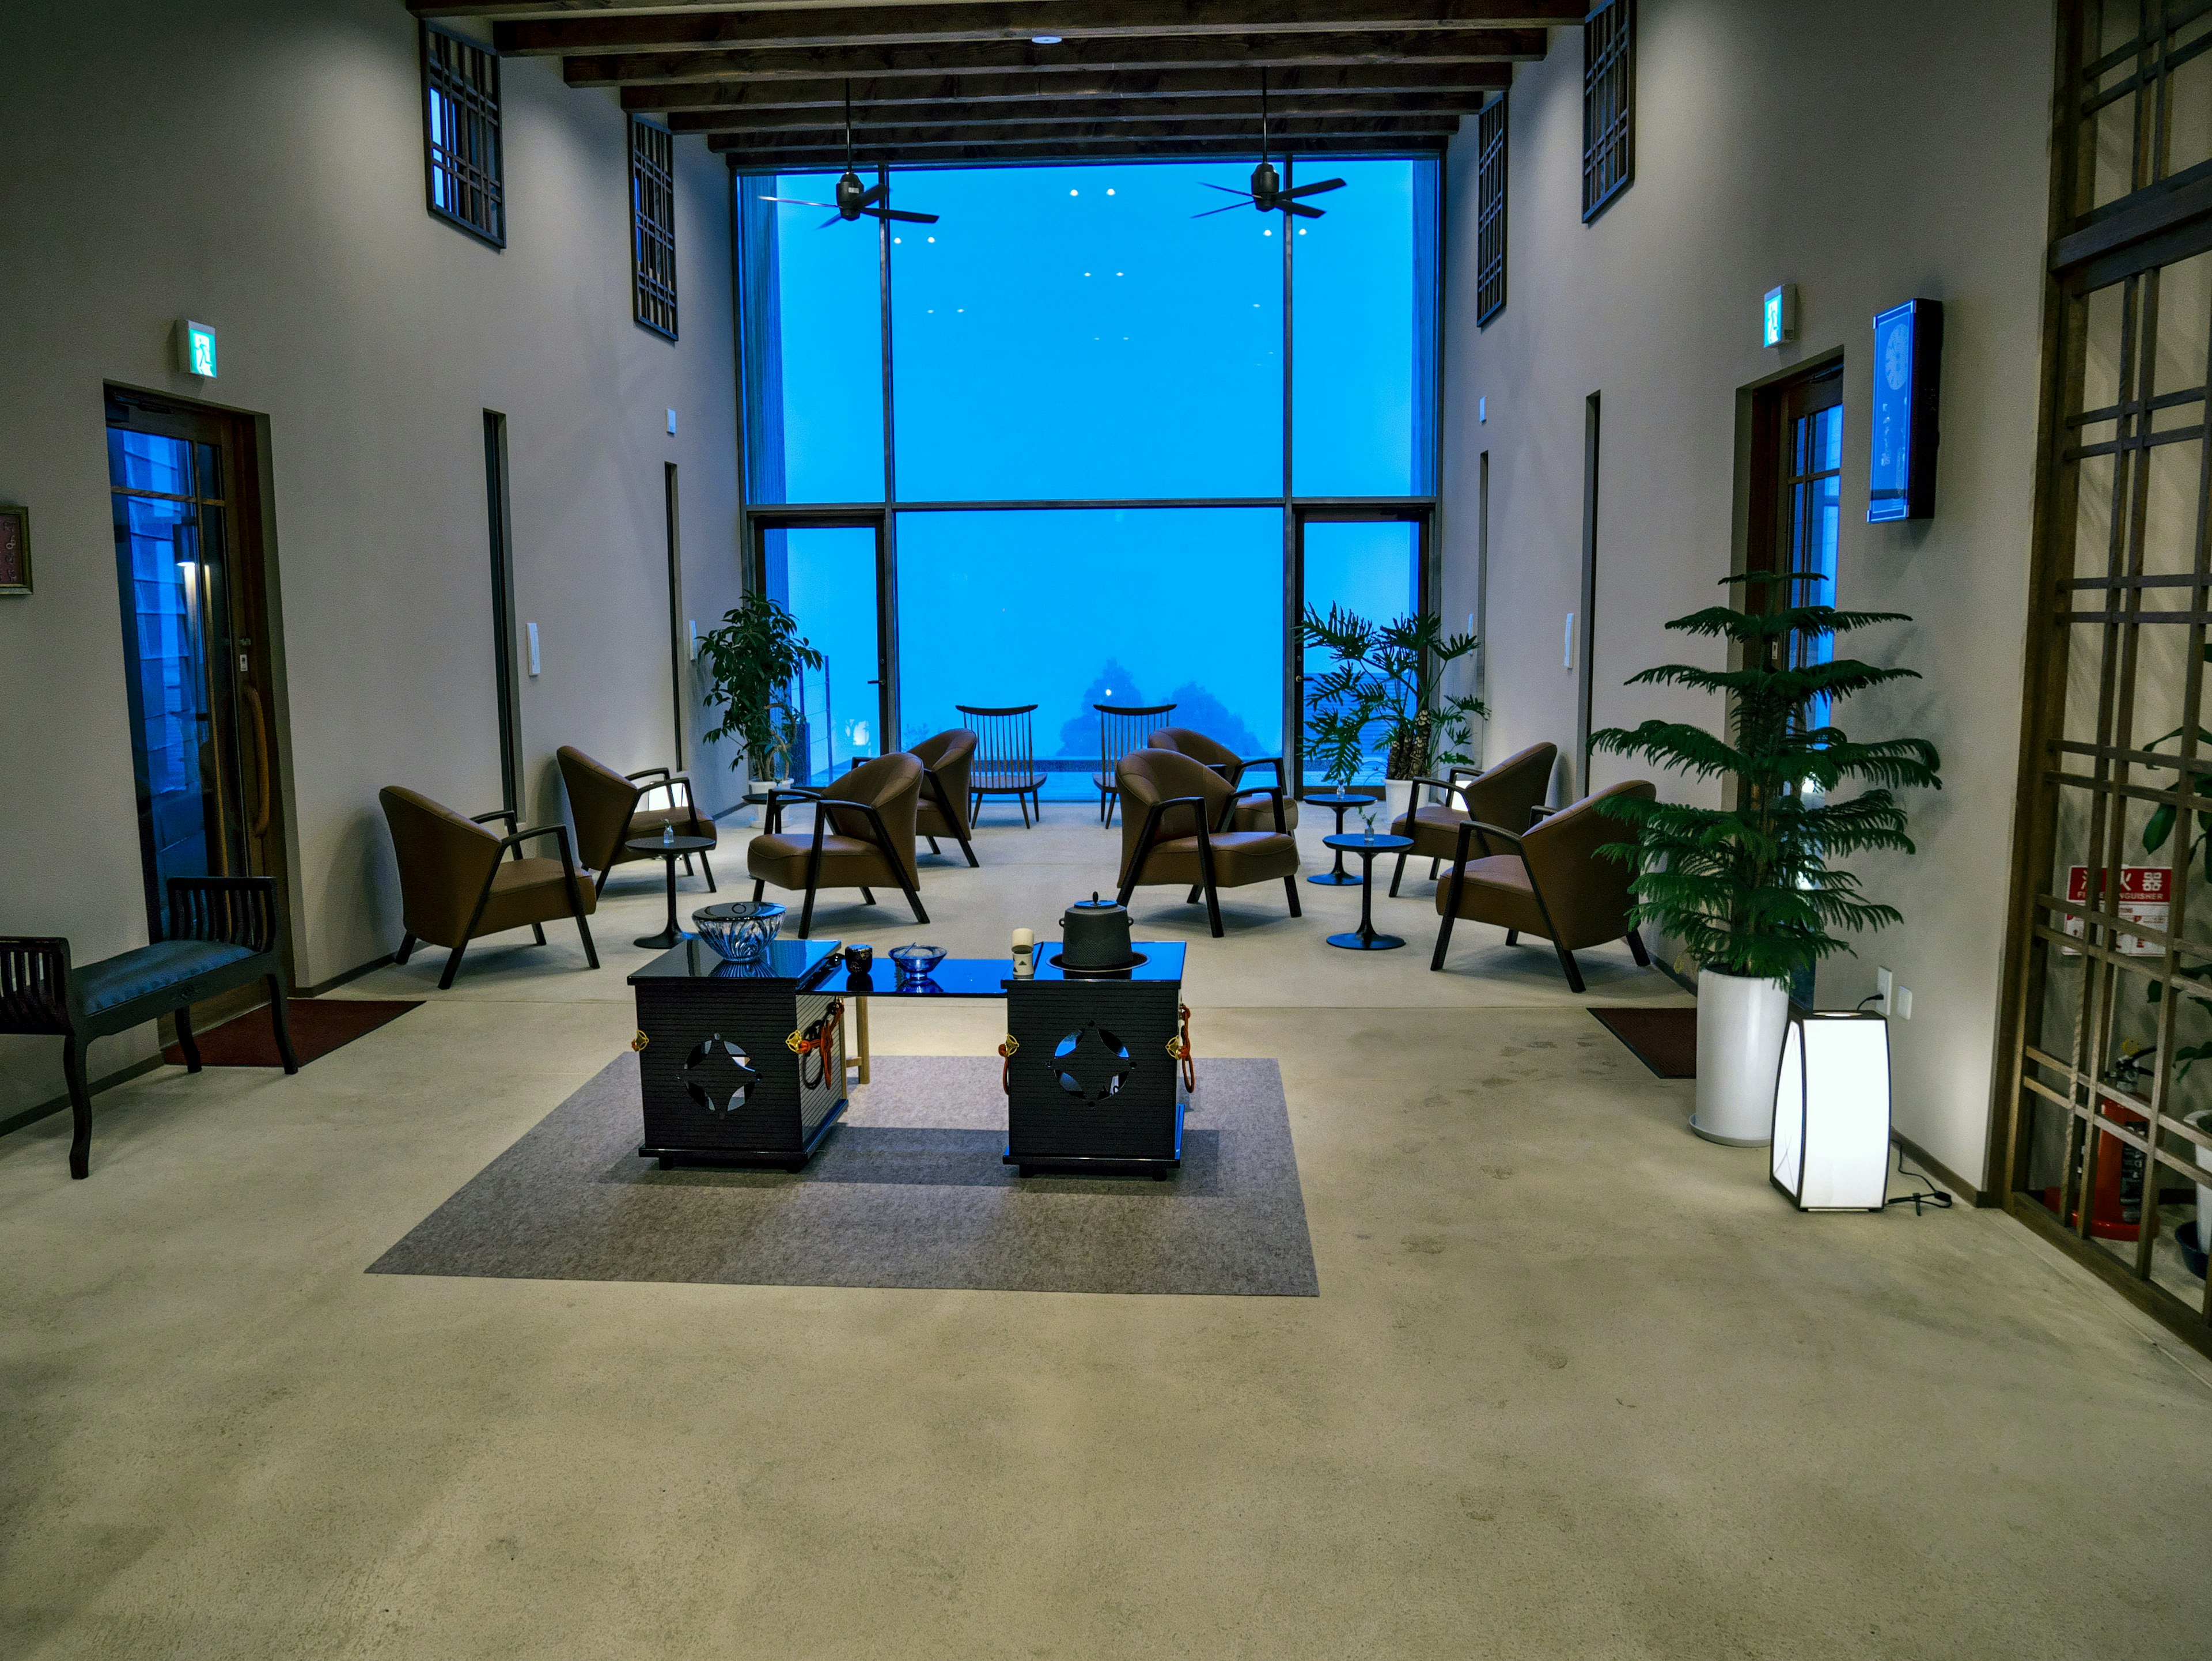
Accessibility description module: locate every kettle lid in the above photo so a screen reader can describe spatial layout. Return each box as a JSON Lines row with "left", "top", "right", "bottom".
{"left": 1067, "top": 890, "right": 1124, "bottom": 914}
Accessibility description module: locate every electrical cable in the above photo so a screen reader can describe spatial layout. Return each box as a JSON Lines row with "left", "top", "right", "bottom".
{"left": 1886, "top": 1140, "right": 1954, "bottom": 1214}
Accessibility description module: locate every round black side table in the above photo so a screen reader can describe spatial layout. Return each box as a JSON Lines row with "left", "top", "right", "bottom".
{"left": 1321, "top": 832, "right": 1416, "bottom": 951}
{"left": 626, "top": 834, "right": 717, "bottom": 949}
{"left": 1306, "top": 793, "right": 1380, "bottom": 886}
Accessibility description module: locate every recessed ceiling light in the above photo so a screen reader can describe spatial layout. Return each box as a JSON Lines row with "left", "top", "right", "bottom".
{"left": 1070, "top": 188, "right": 1079, "bottom": 196}
{"left": 1106, "top": 187, "right": 1116, "bottom": 196}
{"left": 927, "top": 235, "right": 936, "bottom": 242}
{"left": 1032, "top": 33, "right": 1063, "bottom": 44}
{"left": 1263, "top": 227, "right": 1274, "bottom": 236}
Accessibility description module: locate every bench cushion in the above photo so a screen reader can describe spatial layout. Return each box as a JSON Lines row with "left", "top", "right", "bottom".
{"left": 77, "top": 939, "right": 256, "bottom": 1015}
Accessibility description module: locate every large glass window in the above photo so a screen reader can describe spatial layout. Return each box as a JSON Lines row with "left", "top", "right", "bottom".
{"left": 736, "top": 156, "right": 1439, "bottom": 787}
{"left": 897, "top": 508, "right": 1283, "bottom": 797}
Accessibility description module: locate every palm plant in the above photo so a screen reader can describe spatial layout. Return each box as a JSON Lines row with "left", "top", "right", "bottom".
{"left": 696, "top": 592, "right": 824, "bottom": 781}
{"left": 1590, "top": 570, "right": 1942, "bottom": 986}
{"left": 1298, "top": 606, "right": 1486, "bottom": 789}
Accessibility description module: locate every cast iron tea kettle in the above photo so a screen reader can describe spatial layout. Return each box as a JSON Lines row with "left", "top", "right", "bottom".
{"left": 1060, "top": 892, "right": 1135, "bottom": 970}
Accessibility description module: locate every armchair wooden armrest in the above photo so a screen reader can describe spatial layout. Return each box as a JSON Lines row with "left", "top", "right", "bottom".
{"left": 1222, "top": 784, "right": 1289, "bottom": 834}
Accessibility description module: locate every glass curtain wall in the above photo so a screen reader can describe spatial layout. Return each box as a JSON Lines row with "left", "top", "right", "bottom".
{"left": 737, "top": 156, "right": 1440, "bottom": 797}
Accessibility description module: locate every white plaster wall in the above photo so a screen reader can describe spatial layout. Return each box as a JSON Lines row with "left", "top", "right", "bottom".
{"left": 0, "top": 0, "right": 744, "bottom": 1118}
{"left": 1440, "top": 0, "right": 2056, "bottom": 1186}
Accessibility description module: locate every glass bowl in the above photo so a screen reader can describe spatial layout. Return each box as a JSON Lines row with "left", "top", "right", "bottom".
{"left": 692, "top": 901, "right": 786, "bottom": 963}
{"left": 889, "top": 944, "right": 948, "bottom": 982}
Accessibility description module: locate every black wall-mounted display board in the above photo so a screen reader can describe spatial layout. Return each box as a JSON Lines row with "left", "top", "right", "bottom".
{"left": 1869, "top": 298, "right": 1944, "bottom": 523}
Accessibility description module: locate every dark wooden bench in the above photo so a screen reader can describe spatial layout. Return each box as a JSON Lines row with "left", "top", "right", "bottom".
{"left": 0, "top": 876, "right": 297, "bottom": 1178}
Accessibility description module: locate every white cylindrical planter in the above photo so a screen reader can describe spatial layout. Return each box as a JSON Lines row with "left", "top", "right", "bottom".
{"left": 1694, "top": 968, "right": 1791, "bottom": 1146}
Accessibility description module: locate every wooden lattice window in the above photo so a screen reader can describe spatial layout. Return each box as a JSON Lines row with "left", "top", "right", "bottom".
{"left": 422, "top": 23, "right": 504, "bottom": 248}
{"left": 2069, "top": 0, "right": 2212, "bottom": 221}
{"left": 631, "top": 118, "right": 679, "bottom": 340}
{"left": 1475, "top": 93, "right": 1509, "bottom": 327}
{"left": 1582, "top": 0, "right": 1635, "bottom": 222}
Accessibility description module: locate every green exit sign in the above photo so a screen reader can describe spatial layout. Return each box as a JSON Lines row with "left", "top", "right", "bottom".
{"left": 176, "top": 319, "right": 217, "bottom": 378}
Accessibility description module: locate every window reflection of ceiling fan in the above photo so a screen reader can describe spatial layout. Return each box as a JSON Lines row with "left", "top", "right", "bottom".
{"left": 1194, "top": 69, "right": 1346, "bottom": 221}
{"left": 757, "top": 82, "right": 941, "bottom": 228}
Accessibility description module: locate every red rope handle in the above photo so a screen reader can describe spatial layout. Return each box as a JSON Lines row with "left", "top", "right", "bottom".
{"left": 790, "top": 999, "right": 845, "bottom": 1089}
{"left": 998, "top": 1035, "right": 1019, "bottom": 1095}
{"left": 1169, "top": 1003, "right": 1196, "bottom": 1092}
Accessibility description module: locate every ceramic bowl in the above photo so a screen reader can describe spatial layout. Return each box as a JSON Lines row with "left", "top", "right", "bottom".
{"left": 692, "top": 901, "right": 786, "bottom": 963}
{"left": 889, "top": 944, "right": 948, "bottom": 982}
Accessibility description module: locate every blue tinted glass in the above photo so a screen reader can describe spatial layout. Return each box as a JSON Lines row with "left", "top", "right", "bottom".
{"left": 896, "top": 508, "right": 1282, "bottom": 797}
{"left": 738, "top": 174, "right": 885, "bottom": 504}
{"left": 889, "top": 163, "right": 1282, "bottom": 501}
{"left": 762, "top": 526, "right": 881, "bottom": 782}
{"left": 1291, "top": 160, "right": 1437, "bottom": 497}
{"left": 1299, "top": 519, "right": 1421, "bottom": 786}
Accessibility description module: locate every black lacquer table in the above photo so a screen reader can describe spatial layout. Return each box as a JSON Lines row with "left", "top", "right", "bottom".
{"left": 1321, "top": 833, "right": 1416, "bottom": 951}
{"left": 625, "top": 834, "right": 717, "bottom": 949}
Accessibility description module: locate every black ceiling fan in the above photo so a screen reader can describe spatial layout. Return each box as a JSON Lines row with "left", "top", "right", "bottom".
{"left": 757, "top": 82, "right": 940, "bottom": 228}
{"left": 1194, "top": 69, "right": 1346, "bottom": 221}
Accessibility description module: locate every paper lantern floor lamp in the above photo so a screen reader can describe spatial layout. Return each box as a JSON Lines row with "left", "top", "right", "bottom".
{"left": 1771, "top": 1009, "right": 1892, "bottom": 1211}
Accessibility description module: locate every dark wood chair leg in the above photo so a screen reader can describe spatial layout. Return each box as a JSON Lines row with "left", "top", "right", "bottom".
{"left": 1185, "top": 885, "right": 1202, "bottom": 906}
{"left": 1626, "top": 928, "right": 1651, "bottom": 966}
{"left": 63, "top": 1035, "right": 92, "bottom": 1179}
{"left": 1552, "top": 941, "right": 1587, "bottom": 994}
{"left": 857, "top": 886, "right": 875, "bottom": 905}
{"left": 1202, "top": 880, "right": 1224, "bottom": 938}
{"left": 926, "top": 835, "right": 941, "bottom": 854}
{"left": 530, "top": 922, "right": 547, "bottom": 945}
{"left": 891, "top": 865, "right": 930, "bottom": 925}
{"left": 267, "top": 976, "right": 301, "bottom": 1073}
{"left": 681, "top": 854, "right": 694, "bottom": 875}
{"left": 752, "top": 879, "right": 766, "bottom": 903}
{"left": 573, "top": 910, "right": 599, "bottom": 970}
{"left": 699, "top": 851, "right": 717, "bottom": 893}
{"left": 1429, "top": 857, "right": 1440, "bottom": 879}
{"left": 1430, "top": 909, "right": 1457, "bottom": 971}
{"left": 1020, "top": 792, "right": 1033, "bottom": 829}
{"left": 957, "top": 833, "right": 979, "bottom": 869}
{"left": 438, "top": 942, "right": 468, "bottom": 990}
{"left": 1283, "top": 875, "right": 1302, "bottom": 918}
{"left": 797, "top": 878, "right": 818, "bottom": 939}
{"left": 175, "top": 1007, "right": 203, "bottom": 1073}
{"left": 395, "top": 933, "right": 417, "bottom": 965}
{"left": 1389, "top": 851, "right": 1408, "bottom": 897}
{"left": 1505, "top": 929, "right": 1519, "bottom": 946}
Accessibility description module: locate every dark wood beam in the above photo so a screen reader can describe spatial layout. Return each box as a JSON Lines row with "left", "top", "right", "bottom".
{"left": 624, "top": 62, "right": 1512, "bottom": 112}
{"left": 498, "top": 2, "right": 1586, "bottom": 58}
{"left": 717, "top": 133, "right": 1445, "bottom": 165}
{"left": 707, "top": 113, "right": 1457, "bottom": 152}
{"left": 669, "top": 91, "right": 1486, "bottom": 134}
{"left": 571, "top": 29, "right": 1547, "bottom": 86}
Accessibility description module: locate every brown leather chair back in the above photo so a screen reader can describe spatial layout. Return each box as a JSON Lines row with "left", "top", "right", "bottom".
{"left": 379, "top": 787, "right": 502, "bottom": 944}
{"left": 823, "top": 752, "right": 925, "bottom": 884}
{"left": 1148, "top": 726, "right": 1242, "bottom": 778}
{"left": 908, "top": 729, "right": 977, "bottom": 830}
{"left": 1115, "top": 748, "right": 1235, "bottom": 879}
{"left": 1460, "top": 742, "right": 1558, "bottom": 831}
{"left": 556, "top": 746, "right": 639, "bottom": 876}
{"left": 1522, "top": 780, "right": 1656, "bottom": 951}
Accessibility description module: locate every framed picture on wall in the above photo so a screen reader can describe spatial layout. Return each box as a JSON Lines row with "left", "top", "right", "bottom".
{"left": 0, "top": 505, "right": 28, "bottom": 596}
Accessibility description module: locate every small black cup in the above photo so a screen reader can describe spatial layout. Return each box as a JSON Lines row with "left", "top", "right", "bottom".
{"left": 843, "top": 944, "right": 874, "bottom": 974}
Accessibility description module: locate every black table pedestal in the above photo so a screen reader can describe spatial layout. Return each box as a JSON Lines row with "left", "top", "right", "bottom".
{"left": 627, "top": 835, "right": 717, "bottom": 949}
{"left": 1305, "top": 793, "right": 1374, "bottom": 886}
{"left": 1322, "top": 833, "right": 1415, "bottom": 952}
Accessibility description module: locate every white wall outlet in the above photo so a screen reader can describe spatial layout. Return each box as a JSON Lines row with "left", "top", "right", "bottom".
{"left": 1895, "top": 985, "right": 1913, "bottom": 1020}
{"left": 1876, "top": 966, "right": 1893, "bottom": 1007}
{"left": 527, "top": 620, "right": 541, "bottom": 677}
{"left": 666, "top": 408, "right": 677, "bottom": 436}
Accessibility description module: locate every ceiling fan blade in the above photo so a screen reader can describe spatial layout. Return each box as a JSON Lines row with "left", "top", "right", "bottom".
{"left": 819, "top": 212, "right": 845, "bottom": 229}
{"left": 857, "top": 181, "right": 888, "bottom": 208}
{"left": 1191, "top": 200, "right": 1252, "bottom": 219}
{"left": 760, "top": 195, "right": 836, "bottom": 209}
{"left": 1200, "top": 181, "right": 1255, "bottom": 197}
{"left": 1285, "top": 177, "right": 1347, "bottom": 199}
{"left": 1285, "top": 200, "right": 1325, "bottom": 219}
{"left": 867, "top": 206, "right": 941, "bottom": 224}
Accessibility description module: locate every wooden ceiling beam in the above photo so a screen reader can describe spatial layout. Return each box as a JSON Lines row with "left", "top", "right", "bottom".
{"left": 570, "top": 30, "right": 1546, "bottom": 86}
{"left": 498, "top": 2, "right": 1586, "bottom": 58}
{"left": 708, "top": 113, "right": 1457, "bottom": 151}
{"left": 669, "top": 91, "right": 1487, "bottom": 133}
{"left": 623, "top": 62, "right": 1512, "bottom": 112}
{"left": 717, "top": 134, "right": 1444, "bottom": 165}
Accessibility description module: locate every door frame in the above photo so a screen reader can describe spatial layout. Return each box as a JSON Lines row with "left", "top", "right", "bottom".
{"left": 1288, "top": 500, "right": 1434, "bottom": 794}
{"left": 746, "top": 508, "right": 892, "bottom": 775}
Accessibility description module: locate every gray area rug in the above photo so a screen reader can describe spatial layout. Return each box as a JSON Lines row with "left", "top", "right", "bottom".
{"left": 369, "top": 1054, "right": 1317, "bottom": 1296}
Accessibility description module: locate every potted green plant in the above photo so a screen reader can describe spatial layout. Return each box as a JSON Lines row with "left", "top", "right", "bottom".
{"left": 1298, "top": 606, "right": 1487, "bottom": 797}
{"left": 1590, "top": 570, "right": 1942, "bottom": 1144}
{"left": 696, "top": 592, "right": 824, "bottom": 789}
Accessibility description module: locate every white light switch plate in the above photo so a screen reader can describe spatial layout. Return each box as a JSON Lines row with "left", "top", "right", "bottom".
{"left": 1895, "top": 986, "right": 1913, "bottom": 1020}
{"left": 527, "top": 621, "right": 540, "bottom": 677}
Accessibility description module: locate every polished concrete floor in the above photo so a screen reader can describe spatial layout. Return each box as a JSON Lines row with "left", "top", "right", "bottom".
{"left": 3, "top": 804, "right": 2209, "bottom": 1658}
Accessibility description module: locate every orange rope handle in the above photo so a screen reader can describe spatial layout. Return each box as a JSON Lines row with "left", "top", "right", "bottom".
{"left": 1164, "top": 1002, "right": 1196, "bottom": 1092}
{"left": 997, "top": 1034, "right": 1020, "bottom": 1094}
{"left": 787, "top": 999, "right": 845, "bottom": 1090}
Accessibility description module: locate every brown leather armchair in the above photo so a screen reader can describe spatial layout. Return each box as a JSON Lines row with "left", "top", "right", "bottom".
{"left": 1389, "top": 741, "right": 1558, "bottom": 896}
{"left": 1429, "top": 779, "right": 1656, "bottom": 993}
{"left": 1147, "top": 726, "right": 1301, "bottom": 833}
{"left": 1113, "top": 748, "right": 1301, "bottom": 937}
{"left": 556, "top": 746, "right": 717, "bottom": 896}
{"left": 748, "top": 751, "right": 929, "bottom": 937}
{"left": 378, "top": 787, "right": 599, "bottom": 989}
{"left": 907, "top": 729, "right": 979, "bottom": 867}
